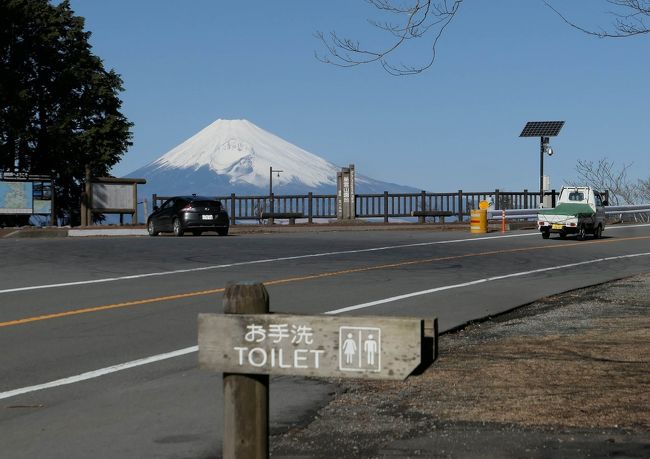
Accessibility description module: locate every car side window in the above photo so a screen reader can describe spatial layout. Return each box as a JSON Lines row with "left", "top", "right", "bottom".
{"left": 160, "top": 199, "right": 173, "bottom": 210}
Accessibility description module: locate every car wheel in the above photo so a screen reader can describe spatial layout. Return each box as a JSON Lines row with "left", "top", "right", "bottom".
{"left": 541, "top": 229, "right": 550, "bottom": 239}
{"left": 192, "top": 230, "right": 202, "bottom": 236}
{"left": 147, "top": 219, "right": 159, "bottom": 236}
{"left": 173, "top": 218, "right": 184, "bottom": 237}
{"left": 559, "top": 231, "right": 567, "bottom": 239}
{"left": 577, "top": 225, "right": 586, "bottom": 241}
{"left": 217, "top": 227, "right": 229, "bottom": 237}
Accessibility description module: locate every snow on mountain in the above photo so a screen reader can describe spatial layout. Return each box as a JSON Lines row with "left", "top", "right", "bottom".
{"left": 127, "top": 119, "right": 417, "bottom": 197}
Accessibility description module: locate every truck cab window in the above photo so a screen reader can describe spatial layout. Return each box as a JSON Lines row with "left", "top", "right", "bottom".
{"left": 594, "top": 194, "right": 603, "bottom": 207}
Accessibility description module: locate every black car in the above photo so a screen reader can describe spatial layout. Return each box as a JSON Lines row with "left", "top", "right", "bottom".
{"left": 147, "top": 195, "right": 229, "bottom": 237}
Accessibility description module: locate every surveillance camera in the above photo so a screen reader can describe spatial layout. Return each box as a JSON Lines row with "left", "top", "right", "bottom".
{"left": 546, "top": 147, "right": 554, "bottom": 156}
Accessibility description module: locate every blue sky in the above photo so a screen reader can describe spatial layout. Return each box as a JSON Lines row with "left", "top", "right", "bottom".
{"left": 68, "top": 0, "right": 649, "bottom": 192}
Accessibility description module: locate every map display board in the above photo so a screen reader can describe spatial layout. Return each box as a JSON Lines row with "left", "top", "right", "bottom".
{"left": 0, "top": 182, "right": 33, "bottom": 214}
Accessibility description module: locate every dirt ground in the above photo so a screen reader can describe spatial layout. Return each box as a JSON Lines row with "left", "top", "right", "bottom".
{"left": 271, "top": 274, "right": 650, "bottom": 458}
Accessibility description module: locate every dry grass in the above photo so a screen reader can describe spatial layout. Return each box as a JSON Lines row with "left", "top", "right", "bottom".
{"left": 273, "top": 275, "right": 650, "bottom": 456}
{"left": 400, "top": 315, "right": 650, "bottom": 429}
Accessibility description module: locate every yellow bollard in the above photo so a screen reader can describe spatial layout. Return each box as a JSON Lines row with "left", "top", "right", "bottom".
{"left": 470, "top": 209, "right": 488, "bottom": 234}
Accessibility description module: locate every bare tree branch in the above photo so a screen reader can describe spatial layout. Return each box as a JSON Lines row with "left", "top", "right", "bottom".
{"left": 315, "top": 0, "right": 463, "bottom": 76}
{"left": 316, "top": 1, "right": 649, "bottom": 76}
{"left": 639, "top": 177, "right": 650, "bottom": 202}
{"left": 571, "top": 158, "right": 641, "bottom": 205}
{"left": 544, "top": 0, "right": 650, "bottom": 38}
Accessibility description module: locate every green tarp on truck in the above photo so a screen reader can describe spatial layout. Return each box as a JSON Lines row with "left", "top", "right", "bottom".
{"left": 537, "top": 202, "right": 595, "bottom": 218}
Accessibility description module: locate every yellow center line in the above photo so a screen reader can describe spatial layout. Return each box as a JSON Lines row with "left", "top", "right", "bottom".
{"left": 1, "top": 235, "right": 648, "bottom": 328}
{"left": 0, "top": 288, "right": 227, "bottom": 328}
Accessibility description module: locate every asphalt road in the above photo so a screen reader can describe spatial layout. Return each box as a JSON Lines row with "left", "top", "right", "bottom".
{"left": 1, "top": 224, "right": 649, "bottom": 458}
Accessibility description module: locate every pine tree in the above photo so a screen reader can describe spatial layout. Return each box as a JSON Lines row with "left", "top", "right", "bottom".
{"left": 0, "top": 0, "right": 132, "bottom": 223}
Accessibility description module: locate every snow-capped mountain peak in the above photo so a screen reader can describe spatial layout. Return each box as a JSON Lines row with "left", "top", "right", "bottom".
{"left": 127, "top": 118, "right": 417, "bottom": 197}
{"left": 150, "top": 119, "right": 337, "bottom": 188}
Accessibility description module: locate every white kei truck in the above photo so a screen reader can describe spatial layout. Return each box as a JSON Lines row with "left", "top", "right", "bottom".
{"left": 537, "top": 186, "right": 608, "bottom": 240}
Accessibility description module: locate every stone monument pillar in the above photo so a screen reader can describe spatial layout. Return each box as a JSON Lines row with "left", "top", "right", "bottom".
{"left": 337, "top": 164, "right": 356, "bottom": 220}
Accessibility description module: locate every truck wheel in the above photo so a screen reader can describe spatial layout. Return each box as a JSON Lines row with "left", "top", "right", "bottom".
{"left": 594, "top": 225, "right": 603, "bottom": 239}
{"left": 541, "top": 229, "right": 550, "bottom": 239}
{"left": 577, "top": 225, "right": 586, "bottom": 241}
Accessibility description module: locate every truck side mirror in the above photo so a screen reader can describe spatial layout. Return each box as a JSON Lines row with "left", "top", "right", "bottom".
{"left": 602, "top": 200, "right": 609, "bottom": 206}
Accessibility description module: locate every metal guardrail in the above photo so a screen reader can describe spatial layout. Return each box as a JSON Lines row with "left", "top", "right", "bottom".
{"left": 605, "top": 205, "right": 650, "bottom": 214}
{"left": 487, "top": 209, "right": 538, "bottom": 219}
{"left": 488, "top": 205, "right": 650, "bottom": 221}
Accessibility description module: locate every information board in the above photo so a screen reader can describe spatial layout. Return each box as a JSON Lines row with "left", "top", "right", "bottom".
{"left": 91, "top": 183, "right": 135, "bottom": 211}
{"left": 0, "top": 182, "right": 33, "bottom": 214}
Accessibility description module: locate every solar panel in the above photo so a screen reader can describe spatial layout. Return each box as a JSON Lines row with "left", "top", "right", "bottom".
{"left": 519, "top": 121, "right": 565, "bottom": 137}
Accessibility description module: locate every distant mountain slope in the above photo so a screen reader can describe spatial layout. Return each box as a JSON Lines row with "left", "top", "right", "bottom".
{"left": 127, "top": 119, "right": 417, "bottom": 198}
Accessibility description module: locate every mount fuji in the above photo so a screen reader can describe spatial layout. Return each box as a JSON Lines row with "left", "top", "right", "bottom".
{"left": 127, "top": 119, "right": 417, "bottom": 198}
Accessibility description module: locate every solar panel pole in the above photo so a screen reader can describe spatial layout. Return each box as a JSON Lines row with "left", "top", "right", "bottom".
{"left": 540, "top": 137, "right": 546, "bottom": 205}
{"left": 519, "top": 121, "right": 564, "bottom": 208}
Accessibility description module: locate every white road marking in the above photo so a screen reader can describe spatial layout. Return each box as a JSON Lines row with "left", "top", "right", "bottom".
{"left": 0, "top": 347, "right": 198, "bottom": 400}
{"left": 3, "top": 224, "right": 649, "bottom": 295}
{"left": 2, "top": 249, "right": 649, "bottom": 401}
{"left": 0, "top": 232, "right": 536, "bottom": 294}
{"left": 324, "top": 252, "right": 650, "bottom": 314}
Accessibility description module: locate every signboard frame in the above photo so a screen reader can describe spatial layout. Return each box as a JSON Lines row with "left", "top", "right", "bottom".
{"left": 81, "top": 176, "right": 146, "bottom": 226}
{"left": 91, "top": 182, "right": 136, "bottom": 213}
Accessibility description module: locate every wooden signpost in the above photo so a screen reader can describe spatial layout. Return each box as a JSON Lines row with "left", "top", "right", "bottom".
{"left": 198, "top": 282, "right": 437, "bottom": 459}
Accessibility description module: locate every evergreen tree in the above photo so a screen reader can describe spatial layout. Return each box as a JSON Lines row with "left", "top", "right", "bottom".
{"left": 0, "top": 0, "right": 132, "bottom": 223}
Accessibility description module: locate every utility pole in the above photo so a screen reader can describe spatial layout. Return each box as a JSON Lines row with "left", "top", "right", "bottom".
{"left": 269, "top": 166, "right": 282, "bottom": 220}
{"left": 269, "top": 166, "right": 283, "bottom": 197}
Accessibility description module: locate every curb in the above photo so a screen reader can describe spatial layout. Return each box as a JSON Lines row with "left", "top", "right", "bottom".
{"left": 2, "top": 223, "right": 474, "bottom": 238}
{"left": 67, "top": 229, "right": 149, "bottom": 237}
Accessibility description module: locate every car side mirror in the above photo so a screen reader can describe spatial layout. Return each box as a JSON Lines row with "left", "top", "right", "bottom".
{"left": 153, "top": 205, "right": 159, "bottom": 211}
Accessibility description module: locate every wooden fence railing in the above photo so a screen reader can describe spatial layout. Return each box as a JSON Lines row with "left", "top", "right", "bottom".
{"left": 152, "top": 189, "right": 556, "bottom": 225}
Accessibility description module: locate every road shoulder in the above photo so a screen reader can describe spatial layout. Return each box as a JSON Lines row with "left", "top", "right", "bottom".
{"left": 271, "top": 274, "right": 650, "bottom": 458}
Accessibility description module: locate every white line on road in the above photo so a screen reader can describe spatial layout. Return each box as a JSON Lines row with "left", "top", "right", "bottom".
{"left": 3, "top": 224, "right": 649, "bottom": 295}
{"left": 0, "top": 347, "right": 198, "bottom": 400}
{"left": 2, "top": 249, "right": 649, "bottom": 401}
{"left": 0, "top": 232, "right": 536, "bottom": 294}
{"left": 324, "top": 251, "right": 650, "bottom": 314}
